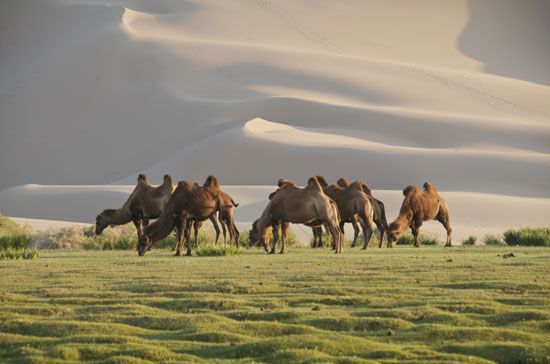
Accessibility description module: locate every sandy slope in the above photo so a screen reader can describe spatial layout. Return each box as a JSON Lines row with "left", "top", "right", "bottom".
{"left": 0, "top": 1, "right": 549, "bottom": 240}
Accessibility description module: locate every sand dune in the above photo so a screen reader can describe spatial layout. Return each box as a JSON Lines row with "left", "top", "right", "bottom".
{"left": 1, "top": 0, "right": 548, "bottom": 239}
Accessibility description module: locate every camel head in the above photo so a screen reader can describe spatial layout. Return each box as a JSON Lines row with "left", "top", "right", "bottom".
{"left": 386, "top": 220, "right": 406, "bottom": 246}
{"left": 95, "top": 209, "right": 115, "bottom": 235}
{"left": 248, "top": 220, "right": 259, "bottom": 247}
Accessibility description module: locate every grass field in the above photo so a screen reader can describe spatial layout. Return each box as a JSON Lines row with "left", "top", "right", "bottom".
{"left": 0, "top": 247, "right": 549, "bottom": 363}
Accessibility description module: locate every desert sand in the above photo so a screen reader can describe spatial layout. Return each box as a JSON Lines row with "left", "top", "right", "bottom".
{"left": 1, "top": 0, "right": 549, "bottom": 243}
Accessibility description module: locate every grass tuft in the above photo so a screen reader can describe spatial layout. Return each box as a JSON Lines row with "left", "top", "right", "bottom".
{"left": 195, "top": 244, "right": 243, "bottom": 256}
{"left": 461, "top": 235, "right": 477, "bottom": 246}
{"left": 483, "top": 234, "right": 506, "bottom": 246}
{"left": 396, "top": 232, "right": 440, "bottom": 245}
{"left": 503, "top": 227, "right": 550, "bottom": 246}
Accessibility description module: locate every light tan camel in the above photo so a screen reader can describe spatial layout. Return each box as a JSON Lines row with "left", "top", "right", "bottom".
{"left": 138, "top": 175, "right": 222, "bottom": 256}
{"left": 95, "top": 174, "right": 173, "bottom": 239}
{"left": 316, "top": 176, "right": 376, "bottom": 249}
{"left": 254, "top": 176, "right": 343, "bottom": 254}
{"left": 336, "top": 177, "right": 388, "bottom": 248}
{"left": 386, "top": 182, "right": 452, "bottom": 247}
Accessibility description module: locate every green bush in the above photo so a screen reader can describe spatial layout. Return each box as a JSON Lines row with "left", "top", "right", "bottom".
{"left": 0, "top": 233, "right": 33, "bottom": 250}
{"left": 0, "top": 248, "right": 39, "bottom": 260}
{"left": 483, "top": 234, "right": 506, "bottom": 246}
{"left": 396, "top": 233, "right": 440, "bottom": 246}
{"left": 195, "top": 244, "right": 243, "bottom": 257}
{"left": 503, "top": 227, "right": 550, "bottom": 246}
{"left": 461, "top": 235, "right": 477, "bottom": 246}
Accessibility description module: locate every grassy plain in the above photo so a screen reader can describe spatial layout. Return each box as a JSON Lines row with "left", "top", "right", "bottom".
{"left": 0, "top": 246, "right": 549, "bottom": 363}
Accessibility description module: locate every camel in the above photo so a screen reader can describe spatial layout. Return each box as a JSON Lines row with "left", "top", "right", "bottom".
{"left": 254, "top": 176, "right": 343, "bottom": 254}
{"left": 95, "top": 174, "right": 173, "bottom": 239}
{"left": 386, "top": 182, "right": 452, "bottom": 247}
{"left": 316, "top": 176, "right": 377, "bottom": 249}
{"left": 248, "top": 179, "right": 325, "bottom": 249}
{"left": 336, "top": 177, "right": 388, "bottom": 248}
{"left": 138, "top": 175, "right": 222, "bottom": 256}
{"left": 178, "top": 185, "right": 240, "bottom": 249}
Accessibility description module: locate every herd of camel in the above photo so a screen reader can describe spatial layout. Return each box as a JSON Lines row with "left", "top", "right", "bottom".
{"left": 94, "top": 174, "right": 452, "bottom": 256}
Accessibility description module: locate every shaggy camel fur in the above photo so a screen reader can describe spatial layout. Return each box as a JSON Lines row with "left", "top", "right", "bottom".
{"left": 95, "top": 174, "right": 173, "bottom": 239}
{"left": 386, "top": 182, "right": 452, "bottom": 247}
{"left": 316, "top": 176, "right": 376, "bottom": 249}
{"left": 138, "top": 175, "right": 221, "bottom": 256}
{"left": 255, "top": 176, "right": 342, "bottom": 254}
{"left": 336, "top": 177, "right": 388, "bottom": 248}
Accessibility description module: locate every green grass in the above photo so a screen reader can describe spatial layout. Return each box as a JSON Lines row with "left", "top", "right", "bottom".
{"left": 0, "top": 247, "right": 549, "bottom": 363}
{"left": 196, "top": 244, "right": 243, "bottom": 256}
{"left": 0, "top": 215, "right": 38, "bottom": 260}
{"left": 396, "top": 232, "right": 440, "bottom": 246}
{"left": 503, "top": 227, "right": 550, "bottom": 246}
{"left": 484, "top": 234, "right": 506, "bottom": 246}
{"left": 462, "top": 235, "right": 477, "bottom": 246}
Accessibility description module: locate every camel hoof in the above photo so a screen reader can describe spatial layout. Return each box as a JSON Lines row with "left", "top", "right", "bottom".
{"left": 361, "top": 246, "right": 367, "bottom": 250}
{"left": 174, "top": 252, "right": 181, "bottom": 257}
{"left": 268, "top": 250, "right": 276, "bottom": 255}
{"left": 185, "top": 251, "right": 192, "bottom": 256}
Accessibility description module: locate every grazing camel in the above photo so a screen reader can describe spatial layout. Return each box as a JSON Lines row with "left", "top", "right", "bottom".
{"left": 336, "top": 177, "right": 388, "bottom": 248}
{"left": 254, "top": 176, "right": 342, "bottom": 254}
{"left": 95, "top": 174, "right": 173, "bottom": 239}
{"left": 386, "top": 182, "right": 452, "bottom": 248}
{"left": 182, "top": 185, "right": 240, "bottom": 248}
{"left": 138, "top": 175, "right": 222, "bottom": 256}
{"left": 316, "top": 176, "right": 377, "bottom": 249}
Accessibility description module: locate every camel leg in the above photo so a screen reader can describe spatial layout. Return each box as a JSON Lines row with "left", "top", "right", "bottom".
{"left": 221, "top": 221, "right": 228, "bottom": 247}
{"left": 209, "top": 215, "right": 220, "bottom": 245}
{"left": 259, "top": 226, "right": 270, "bottom": 253}
{"left": 280, "top": 222, "right": 288, "bottom": 254}
{"left": 360, "top": 219, "right": 374, "bottom": 250}
{"left": 351, "top": 219, "right": 360, "bottom": 248}
{"left": 193, "top": 221, "right": 201, "bottom": 247}
{"left": 174, "top": 218, "right": 185, "bottom": 256}
{"left": 336, "top": 221, "right": 345, "bottom": 250}
{"left": 312, "top": 226, "right": 322, "bottom": 248}
{"left": 412, "top": 220, "right": 422, "bottom": 248}
{"left": 376, "top": 222, "right": 385, "bottom": 248}
{"left": 436, "top": 210, "right": 452, "bottom": 247}
{"left": 185, "top": 220, "right": 193, "bottom": 256}
{"left": 327, "top": 221, "right": 342, "bottom": 254}
{"left": 269, "top": 223, "right": 280, "bottom": 254}
{"left": 232, "top": 222, "right": 240, "bottom": 248}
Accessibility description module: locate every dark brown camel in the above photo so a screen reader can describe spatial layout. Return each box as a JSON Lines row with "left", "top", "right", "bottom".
{"left": 138, "top": 175, "right": 222, "bottom": 256}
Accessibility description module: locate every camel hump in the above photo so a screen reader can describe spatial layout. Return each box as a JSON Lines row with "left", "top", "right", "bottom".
{"left": 349, "top": 180, "right": 364, "bottom": 192}
{"left": 337, "top": 177, "right": 350, "bottom": 187}
{"left": 423, "top": 182, "right": 437, "bottom": 193}
{"left": 203, "top": 175, "right": 219, "bottom": 190}
{"left": 177, "top": 180, "right": 193, "bottom": 192}
{"left": 360, "top": 182, "right": 372, "bottom": 195}
{"left": 403, "top": 185, "right": 421, "bottom": 196}
{"left": 315, "top": 175, "right": 329, "bottom": 188}
{"left": 163, "top": 174, "right": 172, "bottom": 184}
{"left": 138, "top": 174, "right": 148, "bottom": 183}
{"left": 277, "top": 178, "right": 295, "bottom": 188}
{"left": 307, "top": 176, "right": 323, "bottom": 191}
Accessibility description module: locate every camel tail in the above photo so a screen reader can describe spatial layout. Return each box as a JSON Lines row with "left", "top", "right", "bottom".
{"left": 376, "top": 199, "right": 388, "bottom": 229}
{"left": 231, "top": 198, "right": 239, "bottom": 207}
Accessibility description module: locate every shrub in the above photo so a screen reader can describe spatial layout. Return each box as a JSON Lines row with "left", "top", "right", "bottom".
{"left": 461, "top": 235, "right": 477, "bottom": 246}
{"left": 34, "top": 226, "right": 87, "bottom": 249}
{"left": 503, "top": 227, "right": 550, "bottom": 246}
{"left": 483, "top": 234, "right": 506, "bottom": 246}
{"left": 396, "top": 233, "right": 440, "bottom": 246}
{"left": 0, "top": 248, "right": 39, "bottom": 260}
{"left": 195, "top": 244, "right": 243, "bottom": 257}
{"left": 0, "top": 233, "right": 33, "bottom": 250}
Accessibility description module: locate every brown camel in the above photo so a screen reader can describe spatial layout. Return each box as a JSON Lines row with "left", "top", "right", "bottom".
{"left": 386, "top": 182, "right": 452, "bottom": 247}
{"left": 316, "top": 176, "right": 376, "bottom": 249}
{"left": 336, "top": 177, "right": 388, "bottom": 248}
{"left": 250, "top": 179, "right": 325, "bottom": 249}
{"left": 138, "top": 175, "right": 222, "bottom": 256}
{"left": 95, "top": 174, "right": 173, "bottom": 239}
{"left": 254, "top": 176, "right": 342, "bottom": 254}
{"left": 181, "top": 185, "right": 240, "bottom": 248}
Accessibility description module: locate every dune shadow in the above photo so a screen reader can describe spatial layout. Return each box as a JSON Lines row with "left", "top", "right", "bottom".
{"left": 458, "top": 0, "right": 550, "bottom": 85}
